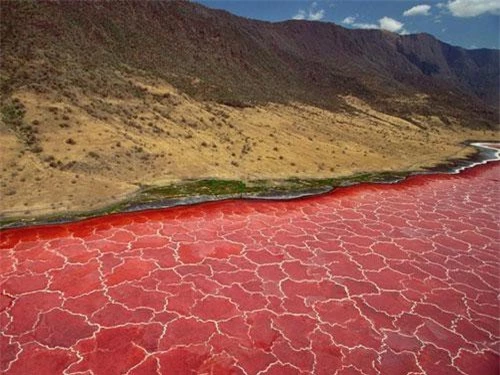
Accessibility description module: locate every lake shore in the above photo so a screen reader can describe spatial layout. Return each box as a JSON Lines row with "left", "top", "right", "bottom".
{"left": 2, "top": 140, "right": 498, "bottom": 229}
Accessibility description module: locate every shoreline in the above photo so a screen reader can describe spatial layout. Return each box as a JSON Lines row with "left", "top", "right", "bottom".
{"left": 1, "top": 140, "right": 498, "bottom": 230}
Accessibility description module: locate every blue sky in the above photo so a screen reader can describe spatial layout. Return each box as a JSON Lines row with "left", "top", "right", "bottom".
{"left": 197, "top": 0, "right": 500, "bottom": 49}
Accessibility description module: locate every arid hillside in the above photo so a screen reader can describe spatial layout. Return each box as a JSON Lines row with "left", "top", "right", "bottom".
{"left": 0, "top": 0, "right": 498, "bottom": 220}
{"left": 2, "top": 1, "right": 499, "bottom": 121}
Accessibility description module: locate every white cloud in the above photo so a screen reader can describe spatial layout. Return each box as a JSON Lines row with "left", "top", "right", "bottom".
{"left": 403, "top": 4, "right": 431, "bottom": 16}
{"left": 379, "top": 16, "right": 406, "bottom": 33}
{"left": 447, "top": 0, "right": 500, "bottom": 17}
{"left": 342, "top": 16, "right": 356, "bottom": 25}
{"left": 341, "top": 16, "right": 407, "bottom": 34}
{"left": 292, "top": 4, "right": 326, "bottom": 21}
{"left": 293, "top": 9, "right": 306, "bottom": 20}
{"left": 342, "top": 15, "right": 378, "bottom": 29}
{"left": 309, "top": 9, "right": 325, "bottom": 21}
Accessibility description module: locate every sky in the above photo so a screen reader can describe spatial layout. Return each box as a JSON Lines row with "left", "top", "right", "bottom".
{"left": 197, "top": 0, "right": 500, "bottom": 49}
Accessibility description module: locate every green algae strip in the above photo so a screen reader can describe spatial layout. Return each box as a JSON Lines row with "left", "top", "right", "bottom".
{"left": 0, "top": 171, "right": 413, "bottom": 229}
{"left": 142, "top": 170, "right": 411, "bottom": 199}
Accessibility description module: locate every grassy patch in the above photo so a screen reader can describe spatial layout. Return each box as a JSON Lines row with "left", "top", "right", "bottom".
{"left": 137, "top": 171, "right": 411, "bottom": 203}
{"left": 0, "top": 171, "right": 414, "bottom": 229}
{"left": 144, "top": 179, "right": 249, "bottom": 198}
{"left": 334, "top": 171, "right": 410, "bottom": 186}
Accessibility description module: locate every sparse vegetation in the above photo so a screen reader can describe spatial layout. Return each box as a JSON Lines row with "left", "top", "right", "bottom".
{"left": 1, "top": 100, "right": 25, "bottom": 126}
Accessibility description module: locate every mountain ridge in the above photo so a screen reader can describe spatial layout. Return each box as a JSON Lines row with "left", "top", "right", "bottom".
{"left": 1, "top": 0, "right": 498, "bottom": 126}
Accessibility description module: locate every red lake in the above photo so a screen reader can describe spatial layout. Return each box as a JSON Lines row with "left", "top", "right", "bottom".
{"left": 1, "top": 161, "right": 499, "bottom": 374}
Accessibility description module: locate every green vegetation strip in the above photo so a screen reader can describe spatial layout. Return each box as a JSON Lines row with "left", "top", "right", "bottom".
{"left": 0, "top": 171, "right": 412, "bottom": 229}
{"left": 140, "top": 171, "right": 411, "bottom": 201}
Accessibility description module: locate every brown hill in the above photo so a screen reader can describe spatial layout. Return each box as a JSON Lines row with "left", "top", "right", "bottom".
{"left": 0, "top": 0, "right": 498, "bottom": 220}
{"left": 1, "top": 0, "right": 498, "bottom": 124}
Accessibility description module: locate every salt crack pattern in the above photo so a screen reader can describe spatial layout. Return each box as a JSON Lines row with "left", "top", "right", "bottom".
{"left": 0, "top": 163, "right": 499, "bottom": 375}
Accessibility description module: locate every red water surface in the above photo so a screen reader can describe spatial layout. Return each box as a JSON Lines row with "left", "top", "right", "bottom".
{"left": 1, "top": 163, "right": 499, "bottom": 375}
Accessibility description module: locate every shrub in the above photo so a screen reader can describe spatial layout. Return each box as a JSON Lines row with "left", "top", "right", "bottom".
{"left": 1, "top": 102, "right": 25, "bottom": 126}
